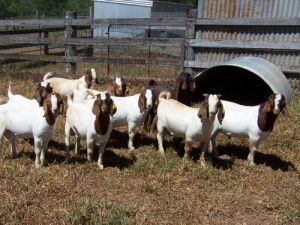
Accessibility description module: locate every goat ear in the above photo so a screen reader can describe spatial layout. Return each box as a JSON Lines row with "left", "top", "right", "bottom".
{"left": 35, "top": 90, "right": 42, "bottom": 106}
{"left": 198, "top": 102, "right": 208, "bottom": 122}
{"left": 263, "top": 95, "right": 275, "bottom": 113}
{"left": 92, "top": 99, "right": 101, "bottom": 115}
{"left": 138, "top": 90, "right": 146, "bottom": 113}
{"left": 190, "top": 80, "right": 196, "bottom": 92}
{"left": 43, "top": 100, "right": 49, "bottom": 117}
{"left": 217, "top": 102, "right": 225, "bottom": 124}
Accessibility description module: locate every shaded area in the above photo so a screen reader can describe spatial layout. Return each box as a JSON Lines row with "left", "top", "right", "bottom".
{"left": 216, "top": 144, "right": 296, "bottom": 172}
{"left": 194, "top": 66, "right": 274, "bottom": 105}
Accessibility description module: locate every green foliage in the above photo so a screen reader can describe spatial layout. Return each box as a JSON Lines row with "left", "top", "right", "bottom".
{"left": 0, "top": 0, "right": 92, "bottom": 18}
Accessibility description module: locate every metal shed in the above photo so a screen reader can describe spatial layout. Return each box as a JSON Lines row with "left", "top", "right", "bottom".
{"left": 194, "top": 56, "right": 292, "bottom": 105}
{"left": 93, "top": 0, "right": 153, "bottom": 37}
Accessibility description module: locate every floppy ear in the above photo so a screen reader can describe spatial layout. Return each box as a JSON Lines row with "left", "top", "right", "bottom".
{"left": 43, "top": 98, "right": 50, "bottom": 117}
{"left": 35, "top": 90, "right": 42, "bottom": 106}
{"left": 190, "top": 80, "right": 196, "bottom": 92}
{"left": 198, "top": 102, "right": 208, "bottom": 122}
{"left": 138, "top": 88, "right": 146, "bottom": 113}
{"left": 263, "top": 94, "right": 275, "bottom": 113}
{"left": 85, "top": 69, "right": 93, "bottom": 88}
{"left": 92, "top": 99, "right": 101, "bottom": 115}
{"left": 217, "top": 102, "right": 225, "bottom": 124}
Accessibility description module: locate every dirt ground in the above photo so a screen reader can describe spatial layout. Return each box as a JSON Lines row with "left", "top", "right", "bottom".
{"left": 0, "top": 64, "right": 299, "bottom": 225}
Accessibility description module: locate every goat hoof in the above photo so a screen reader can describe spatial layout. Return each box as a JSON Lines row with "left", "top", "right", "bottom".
{"left": 249, "top": 161, "right": 257, "bottom": 166}
{"left": 158, "top": 150, "right": 165, "bottom": 157}
{"left": 98, "top": 164, "right": 104, "bottom": 170}
{"left": 129, "top": 147, "right": 135, "bottom": 151}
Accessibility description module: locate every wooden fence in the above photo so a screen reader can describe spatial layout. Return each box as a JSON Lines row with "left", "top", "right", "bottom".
{"left": 0, "top": 12, "right": 299, "bottom": 76}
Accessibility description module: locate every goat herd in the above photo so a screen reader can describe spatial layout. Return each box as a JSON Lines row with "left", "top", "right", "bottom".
{"left": 0, "top": 68, "right": 286, "bottom": 170}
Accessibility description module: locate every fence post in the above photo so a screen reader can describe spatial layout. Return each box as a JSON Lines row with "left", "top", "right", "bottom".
{"left": 65, "top": 11, "right": 77, "bottom": 76}
{"left": 86, "top": 6, "right": 94, "bottom": 56}
{"left": 42, "top": 31, "right": 49, "bottom": 55}
{"left": 184, "top": 10, "right": 196, "bottom": 75}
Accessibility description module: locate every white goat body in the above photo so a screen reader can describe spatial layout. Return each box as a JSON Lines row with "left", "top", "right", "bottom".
{"left": 210, "top": 93, "right": 286, "bottom": 165}
{"left": 157, "top": 94, "right": 223, "bottom": 166}
{"left": 0, "top": 90, "right": 62, "bottom": 167}
{"left": 65, "top": 92, "right": 116, "bottom": 170}
{"left": 43, "top": 68, "right": 97, "bottom": 102}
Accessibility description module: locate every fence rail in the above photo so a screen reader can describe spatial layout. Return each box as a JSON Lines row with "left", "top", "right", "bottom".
{"left": 0, "top": 14, "right": 299, "bottom": 75}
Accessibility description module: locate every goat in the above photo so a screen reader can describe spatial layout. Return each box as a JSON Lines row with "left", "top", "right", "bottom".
{"left": 156, "top": 93, "right": 224, "bottom": 166}
{"left": 144, "top": 72, "right": 196, "bottom": 132}
{"left": 0, "top": 84, "right": 64, "bottom": 167}
{"left": 64, "top": 92, "right": 116, "bottom": 170}
{"left": 110, "top": 76, "right": 128, "bottom": 97}
{"left": 110, "top": 87, "right": 155, "bottom": 150}
{"left": 43, "top": 68, "right": 98, "bottom": 103}
{"left": 210, "top": 93, "right": 286, "bottom": 166}
{"left": 68, "top": 86, "right": 154, "bottom": 151}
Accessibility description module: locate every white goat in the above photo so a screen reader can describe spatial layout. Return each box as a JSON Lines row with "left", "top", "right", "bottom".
{"left": 64, "top": 92, "right": 116, "bottom": 170}
{"left": 210, "top": 93, "right": 286, "bottom": 165}
{"left": 43, "top": 68, "right": 98, "bottom": 102}
{"left": 73, "top": 87, "right": 155, "bottom": 151}
{"left": 110, "top": 87, "right": 154, "bottom": 150}
{"left": 157, "top": 93, "right": 224, "bottom": 166}
{"left": 0, "top": 85, "right": 64, "bottom": 167}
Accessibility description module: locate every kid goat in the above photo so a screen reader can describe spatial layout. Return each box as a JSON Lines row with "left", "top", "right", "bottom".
{"left": 43, "top": 68, "right": 98, "bottom": 103}
{"left": 65, "top": 92, "right": 117, "bottom": 170}
{"left": 157, "top": 93, "right": 224, "bottom": 166}
{"left": 210, "top": 93, "right": 286, "bottom": 165}
{"left": 0, "top": 84, "right": 64, "bottom": 167}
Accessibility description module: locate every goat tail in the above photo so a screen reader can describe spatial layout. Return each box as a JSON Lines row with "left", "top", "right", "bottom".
{"left": 158, "top": 90, "right": 172, "bottom": 102}
{"left": 7, "top": 81, "right": 13, "bottom": 98}
{"left": 43, "top": 72, "right": 54, "bottom": 81}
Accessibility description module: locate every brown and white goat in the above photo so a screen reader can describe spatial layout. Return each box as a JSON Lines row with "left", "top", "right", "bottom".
{"left": 157, "top": 94, "right": 224, "bottom": 166}
{"left": 43, "top": 68, "right": 98, "bottom": 103}
{"left": 110, "top": 76, "right": 128, "bottom": 97}
{"left": 65, "top": 92, "right": 117, "bottom": 170}
{"left": 144, "top": 72, "right": 196, "bottom": 132}
{"left": 210, "top": 93, "right": 286, "bottom": 165}
{"left": 0, "top": 85, "right": 64, "bottom": 167}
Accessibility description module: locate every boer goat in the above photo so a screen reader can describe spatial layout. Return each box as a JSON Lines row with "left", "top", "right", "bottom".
{"left": 0, "top": 84, "right": 64, "bottom": 167}
{"left": 210, "top": 93, "right": 286, "bottom": 165}
{"left": 110, "top": 76, "right": 128, "bottom": 97}
{"left": 110, "top": 87, "right": 155, "bottom": 150}
{"left": 65, "top": 92, "right": 116, "bottom": 170}
{"left": 157, "top": 93, "right": 224, "bottom": 166}
{"left": 43, "top": 68, "right": 98, "bottom": 103}
{"left": 144, "top": 72, "right": 196, "bottom": 132}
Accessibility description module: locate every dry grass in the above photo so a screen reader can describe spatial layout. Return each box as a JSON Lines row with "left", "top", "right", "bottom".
{"left": 0, "top": 63, "right": 299, "bottom": 225}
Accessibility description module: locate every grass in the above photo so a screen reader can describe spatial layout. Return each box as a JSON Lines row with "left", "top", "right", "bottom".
{"left": 0, "top": 64, "right": 299, "bottom": 224}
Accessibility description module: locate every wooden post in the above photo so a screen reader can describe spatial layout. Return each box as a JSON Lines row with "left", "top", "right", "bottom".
{"left": 86, "top": 6, "right": 94, "bottom": 57}
{"left": 42, "top": 31, "right": 49, "bottom": 55}
{"left": 184, "top": 19, "right": 196, "bottom": 74}
{"left": 65, "top": 11, "right": 77, "bottom": 76}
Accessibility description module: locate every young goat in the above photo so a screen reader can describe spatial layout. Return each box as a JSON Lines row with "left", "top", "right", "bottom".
{"left": 157, "top": 93, "right": 224, "bottom": 166}
{"left": 65, "top": 92, "right": 116, "bottom": 170}
{"left": 43, "top": 68, "right": 98, "bottom": 102}
{"left": 110, "top": 76, "right": 128, "bottom": 97}
{"left": 69, "top": 87, "right": 155, "bottom": 151}
{"left": 144, "top": 72, "right": 196, "bottom": 132}
{"left": 0, "top": 85, "right": 64, "bottom": 167}
{"left": 110, "top": 87, "right": 155, "bottom": 150}
{"left": 210, "top": 93, "right": 286, "bottom": 166}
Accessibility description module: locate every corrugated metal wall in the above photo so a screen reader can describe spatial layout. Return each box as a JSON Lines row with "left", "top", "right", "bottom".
{"left": 198, "top": 0, "right": 300, "bottom": 18}
{"left": 195, "top": 0, "right": 300, "bottom": 75}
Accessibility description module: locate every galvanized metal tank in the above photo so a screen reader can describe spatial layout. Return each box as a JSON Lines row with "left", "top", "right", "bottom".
{"left": 193, "top": 56, "right": 292, "bottom": 105}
